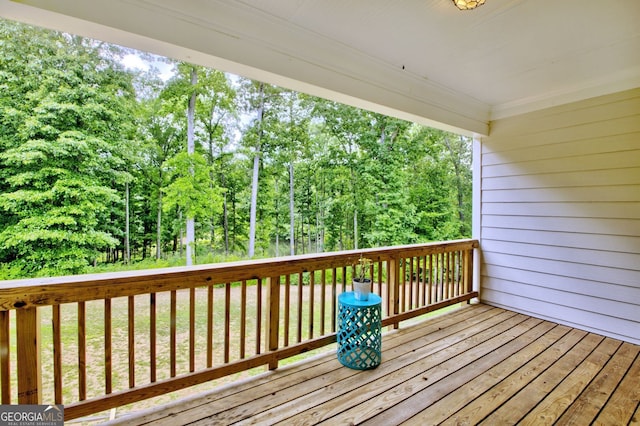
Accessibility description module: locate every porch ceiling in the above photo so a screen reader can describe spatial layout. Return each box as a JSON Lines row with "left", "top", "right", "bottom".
{"left": 2, "top": 0, "right": 640, "bottom": 136}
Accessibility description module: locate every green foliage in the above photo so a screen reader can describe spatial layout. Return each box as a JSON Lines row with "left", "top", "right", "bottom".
{"left": 0, "top": 19, "right": 136, "bottom": 276}
{"left": 0, "top": 18, "right": 472, "bottom": 278}
{"left": 162, "top": 151, "right": 222, "bottom": 221}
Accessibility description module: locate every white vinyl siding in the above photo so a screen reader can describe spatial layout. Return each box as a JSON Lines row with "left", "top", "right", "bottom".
{"left": 480, "top": 88, "right": 640, "bottom": 345}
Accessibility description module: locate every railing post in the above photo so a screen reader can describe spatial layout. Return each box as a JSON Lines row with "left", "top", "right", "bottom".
{"left": 388, "top": 257, "right": 400, "bottom": 329}
{"left": 267, "top": 276, "right": 281, "bottom": 370}
{"left": 16, "top": 307, "right": 42, "bottom": 404}
{"left": 0, "top": 311, "right": 10, "bottom": 403}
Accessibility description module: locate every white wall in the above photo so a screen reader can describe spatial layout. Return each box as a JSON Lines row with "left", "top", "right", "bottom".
{"left": 479, "top": 88, "right": 640, "bottom": 345}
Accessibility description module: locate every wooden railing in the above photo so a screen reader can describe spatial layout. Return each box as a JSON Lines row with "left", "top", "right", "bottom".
{"left": 0, "top": 239, "right": 478, "bottom": 420}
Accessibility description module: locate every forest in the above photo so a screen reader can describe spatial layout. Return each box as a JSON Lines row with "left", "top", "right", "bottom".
{"left": 0, "top": 18, "right": 472, "bottom": 279}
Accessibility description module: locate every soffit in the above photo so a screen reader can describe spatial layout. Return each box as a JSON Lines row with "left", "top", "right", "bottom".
{"left": 2, "top": 0, "right": 639, "bottom": 136}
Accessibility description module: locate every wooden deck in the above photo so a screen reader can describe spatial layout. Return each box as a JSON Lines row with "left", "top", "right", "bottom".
{"left": 106, "top": 303, "right": 640, "bottom": 425}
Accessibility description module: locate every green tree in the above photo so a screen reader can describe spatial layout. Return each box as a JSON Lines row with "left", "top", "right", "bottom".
{"left": 406, "top": 127, "right": 472, "bottom": 240}
{"left": 197, "top": 69, "right": 236, "bottom": 253}
{"left": 137, "top": 94, "right": 184, "bottom": 259}
{"left": 0, "top": 19, "right": 136, "bottom": 276}
{"left": 162, "top": 152, "right": 222, "bottom": 242}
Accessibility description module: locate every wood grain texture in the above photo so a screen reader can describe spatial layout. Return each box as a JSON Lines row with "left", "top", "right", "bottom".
{"left": 0, "top": 241, "right": 478, "bottom": 418}
{"left": 0, "top": 311, "right": 10, "bottom": 404}
{"left": 0, "top": 240, "right": 477, "bottom": 310}
{"left": 101, "top": 304, "right": 640, "bottom": 426}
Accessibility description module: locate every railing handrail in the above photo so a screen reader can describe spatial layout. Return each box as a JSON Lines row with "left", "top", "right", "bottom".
{"left": 0, "top": 239, "right": 478, "bottom": 310}
{"left": 0, "top": 239, "right": 479, "bottom": 421}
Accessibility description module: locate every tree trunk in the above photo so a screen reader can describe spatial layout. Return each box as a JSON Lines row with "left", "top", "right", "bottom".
{"left": 218, "top": 161, "right": 229, "bottom": 256}
{"left": 289, "top": 162, "right": 295, "bottom": 256}
{"left": 186, "top": 66, "right": 197, "bottom": 266}
{"left": 248, "top": 83, "right": 265, "bottom": 258}
{"left": 231, "top": 196, "right": 236, "bottom": 251}
{"left": 353, "top": 210, "right": 358, "bottom": 250}
{"left": 248, "top": 152, "right": 260, "bottom": 258}
{"left": 223, "top": 194, "right": 229, "bottom": 255}
{"left": 274, "top": 178, "right": 279, "bottom": 257}
{"left": 124, "top": 181, "right": 130, "bottom": 265}
{"left": 156, "top": 192, "right": 162, "bottom": 260}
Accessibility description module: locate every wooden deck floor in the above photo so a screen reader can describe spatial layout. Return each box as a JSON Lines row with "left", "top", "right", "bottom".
{"left": 107, "top": 304, "right": 640, "bottom": 425}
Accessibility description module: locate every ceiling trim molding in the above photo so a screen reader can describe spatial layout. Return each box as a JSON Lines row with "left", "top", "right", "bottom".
{"left": 490, "top": 66, "right": 640, "bottom": 121}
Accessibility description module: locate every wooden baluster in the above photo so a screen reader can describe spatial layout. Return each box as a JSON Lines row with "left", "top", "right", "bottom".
{"left": 420, "top": 255, "right": 425, "bottom": 307}
{"left": 149, "top": 294, "right": 156, "bottom": 383}
{"left": 400, "top": 258, "right": 406, "bottom": 313}
{"left": 53, "top": 305, "right": 62, "bottom": 403}
{"left": 409, "top": 257, "right": 415, "bottom": 310}
{"left": 406, "top": 258, "right": 411, "bottom": 310}
{"left": 16, "top": 307, "right": 41, "bottom": 404}
{"left": 78, "top": 301, "right": 87, "bottom": 400}
{"left": 267, "top": 276, "right": 280, "bottom": 370}
{"left": 452, "top": 251, "right": 457, "bottom": 297}
{"left": 413, "top": 256, "right": 418, "bottom": 307}
{"left": 284, "top": 275, "right": 291, "bottom": 346}
{"left": 331, "top": 268, "right": 337, "bottom": 332}
{"left": 206, "top": 285, "right": 214, "bottom": 366}
{"left": 388, "top": 257, "right": 400, "bottom": 328}
{"left": 297, "top": 274, "right": 303, "bottom": 343}
{"left": 240, "top": 280, "right": 246, "bottom": 359}
{"left": 170, "top": 290, "right": 176, "bottom": 378}
{"left": 189, "top": 288, "right": 195, "bottom": 372}
{"left": 438, "top": 253, "right": 443, "bottom": 300}
{"left": 457, "top": 250, "right": 463, "bottom": 296}
{"left": 0, "top": 312, "right": 9, "bottom": 404}
{"left": 446, "top": 252, "right": 451, "bottom": 298}
{"left": 444, "top": 252, "right": 448, "bottom": 299}
{"left": 225, "top": 282, "right": 231, "bottom": 362}
{"left": 448, "top": 252, "right": 453, "bottom": 299}
{"left": 453, "top": 251, "right": 458, "bottom": 297}
{"left": 308, "top": 272, "right": 315, "bottom": 340}
{"left": 207, "top": 285, "right": 214, "bottom": 366}
{"left": 430, "top": 254, "right": 436, "bottom": 303}
{"left": 128, "top": 296, "right": 135, "bottom": 388}
{"left": 428, "top": 254, "right": 433, "bottom": 304}
{"left": 377, "top": 260, "right": 383, "bottom": 297}
{"left": 0, "top": 310, "right": 10, "bottom": 404}
{"left": 451, "top": 251, "right": 455, "bottom": 297}
{"left": 255, "top": 279, "right": 262, "bottom": 356}
{"left": 320, "top": 270, "right": 326, "bottom": 336}
{"left": 104, "top": 300, "right": 112, "bottom": 394}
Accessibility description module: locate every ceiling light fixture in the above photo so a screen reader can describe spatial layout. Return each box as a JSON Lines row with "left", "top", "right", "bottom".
{"left": 452, "top": 0, "right": 486, "bottom": 10}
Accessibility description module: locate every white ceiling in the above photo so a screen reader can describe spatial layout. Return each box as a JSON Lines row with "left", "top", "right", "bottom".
{"left": 2, "top": 0, "right": 639, "bottom": 136}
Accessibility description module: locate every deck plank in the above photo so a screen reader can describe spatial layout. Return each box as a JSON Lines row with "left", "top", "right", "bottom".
{"left": 440, "top": 327, "right": 588, "bottom": 425}
{"left": 629, "top": 403, "right": 640, "bottom": 425}
{"left": 231, "top": 309, "right": 518, "bottom": 425}
{"left": 103, "top": 304, "right": 640, "bottom": 426}
{"left": 478, "top": 332, "right": 604, "bottom": 425}
{"left": 119, "top": 304, "right": 498, "bottom": 426}
{"left": 555, "top": 342, "right": 639, "bottom": 425}
{"left": 354, "top": 317, "right": 546, "bottom": 426}
{"left": 518, "top": 337, "right": 622, "bottom": 425}
{"left": 400, "top": 322, "right": 570, "bottom": 425}
{"left": 314, "top": 314, "right": 536, "bottom": 425}
{"left": 592, "top": 348, "right": 640, "bottom": 426}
